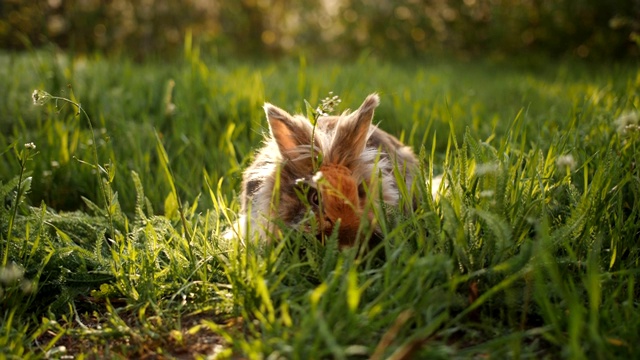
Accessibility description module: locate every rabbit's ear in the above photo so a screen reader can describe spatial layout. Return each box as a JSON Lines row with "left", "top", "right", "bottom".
{"left": 264, "top": 103, "right": 314, "bottom": 157}
{"left": 329, "top": 93, "right": 379, "bottom": 166}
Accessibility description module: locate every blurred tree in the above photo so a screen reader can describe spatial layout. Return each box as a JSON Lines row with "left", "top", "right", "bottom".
{"left": 0, "top": 0, "right": 217, "bottom": 59}
{"left": 0, "top": 0, "right": 637, "bottom": 60}
{"left": 327, "top": 0, "right": 638, "bottom": 60}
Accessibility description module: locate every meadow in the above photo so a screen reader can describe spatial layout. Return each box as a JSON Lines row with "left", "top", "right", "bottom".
{"left": 1, "top": 48, "right": 639, "bottom": 358}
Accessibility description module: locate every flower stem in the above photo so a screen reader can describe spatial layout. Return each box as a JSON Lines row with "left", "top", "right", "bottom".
{"left": 3, "top": 147, "right": 31, "bottom": 267}
{"left": 50, "top": 95, "right": 116, "bottom": 241}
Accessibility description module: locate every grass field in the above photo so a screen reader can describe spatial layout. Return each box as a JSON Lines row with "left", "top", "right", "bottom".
{"left": 1, "top": 48, "right": 639, "bottom": 358}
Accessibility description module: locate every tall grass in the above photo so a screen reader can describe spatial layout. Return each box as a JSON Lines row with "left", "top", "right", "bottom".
{"left": 0, "top": 48, "right": 638, "bottom": 358}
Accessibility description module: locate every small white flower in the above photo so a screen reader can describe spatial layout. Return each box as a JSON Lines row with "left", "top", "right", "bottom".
{"left": 556, "top": 154, "right": 576, "bottom": 170}
{"left": 32, "top": 90, "right": 52, "bottom": 106}
{"left": 614, "top": 111, "right": 640, "bottom": 135}
{"left": 315, "top": 106, "right": 328, "bottom": 117}
{"left": 0, "top": 264, "right": 24, "bottom": 284}
{"left": 312, "top": 171, "right": 324, "bottom": 183}
{"left": 624, "top": 124, "right": 640, "bottom": 133}
{"left": 24, "top": 142, "right": 36, "bottom": 150}
{"left": 318, "top": 91, "right": 342, "bottom": 115}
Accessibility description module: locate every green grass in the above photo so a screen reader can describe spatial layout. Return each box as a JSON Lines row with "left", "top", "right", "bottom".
{"left": 1, "top": 47, "right": 639, "bottom": 358}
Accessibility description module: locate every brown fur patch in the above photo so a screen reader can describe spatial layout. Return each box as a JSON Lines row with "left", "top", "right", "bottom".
{"left": 316, "top": 164, "right": 363, "bottom": 247}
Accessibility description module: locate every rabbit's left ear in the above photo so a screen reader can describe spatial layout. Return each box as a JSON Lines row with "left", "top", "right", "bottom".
{"left": 329, "top": 93, "right": 379, "bottom": 167}
{"left": 264, "top": 103, "right": 314, "bottom": 158}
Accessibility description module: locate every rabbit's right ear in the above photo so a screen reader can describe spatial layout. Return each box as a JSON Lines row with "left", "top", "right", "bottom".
{"left": 264, "top": 103, "right": 315, "bottom": 158}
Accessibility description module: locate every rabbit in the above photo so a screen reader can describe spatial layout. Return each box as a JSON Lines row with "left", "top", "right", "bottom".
{"left": 234, "top": 93, "right": 430, "bottom": 248}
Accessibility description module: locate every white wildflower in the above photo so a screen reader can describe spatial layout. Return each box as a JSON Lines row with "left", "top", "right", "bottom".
{"left": 556, "top": 154, "right": 576, "bottom": 170}
{"left": 318, "top": 91, "right": 341, "bottom": 115}
{"left": 315, "top": 106, "right": 328, "bottom": 117}
{"left": 624, "top": 124, "right": 640, "bottom": 133}
{"left": 24, "top": 142, "right": 36, "bottom": 150}
{"left": 312, "top": 171, "right": 324, "bottom": 183}
{"left": 0, "top": 264, "right": 24, "bottom": 284}
{"left": 32, "top": 90, "right": 52, "bottom": 106}
{"left": 614, "top": 111, "right": 640, "bottom": 135}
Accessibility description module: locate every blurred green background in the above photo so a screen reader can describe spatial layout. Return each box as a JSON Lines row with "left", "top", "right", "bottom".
{"left": 1, "top": 0, "right": 638, "bottom": 60}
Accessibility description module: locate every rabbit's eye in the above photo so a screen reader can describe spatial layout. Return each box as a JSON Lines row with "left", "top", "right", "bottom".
{"left": 308, "top": 189, "right": 320, "bottom": 206}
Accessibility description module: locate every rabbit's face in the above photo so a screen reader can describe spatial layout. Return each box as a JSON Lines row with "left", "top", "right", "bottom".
{"left": 311, "top": 163, "right": 366, "bottom": 247}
